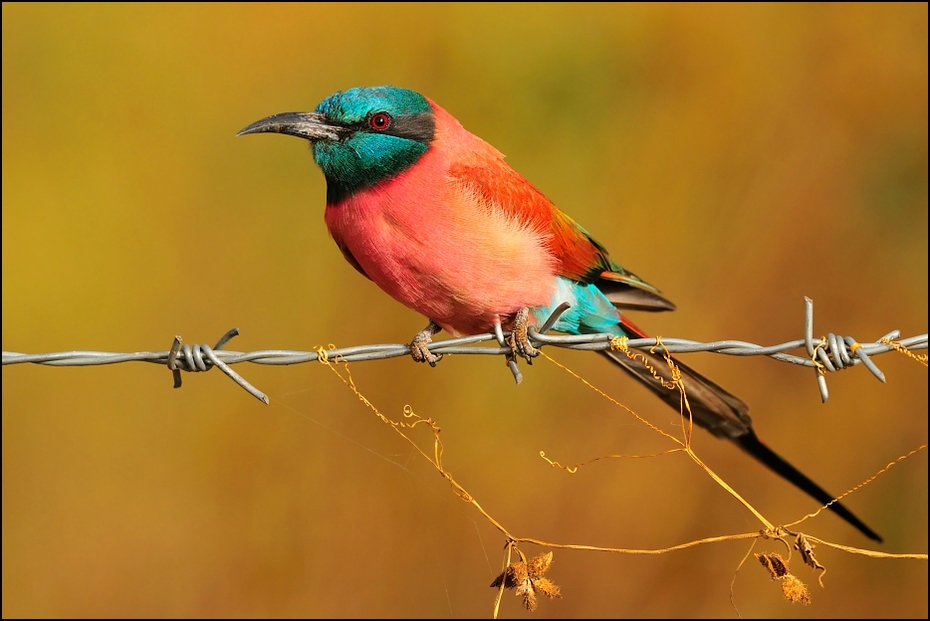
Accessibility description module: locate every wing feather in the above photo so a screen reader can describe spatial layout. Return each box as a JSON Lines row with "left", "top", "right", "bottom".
{"left": 448, "top": 159, "right": 674, "bottom": 311}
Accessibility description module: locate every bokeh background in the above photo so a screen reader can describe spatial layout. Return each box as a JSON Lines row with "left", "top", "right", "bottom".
{"left": 3, "top": 3, "right": 927, "bottom": 618}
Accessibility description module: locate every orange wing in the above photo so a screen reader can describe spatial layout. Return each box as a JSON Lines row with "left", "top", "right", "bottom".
{"left": 448, "top": 159, "right": 675, "bottom": 312}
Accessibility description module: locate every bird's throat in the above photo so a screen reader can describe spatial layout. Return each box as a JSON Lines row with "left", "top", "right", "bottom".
{"left": 315, "top": 136, "right": 429, "bottom": 204}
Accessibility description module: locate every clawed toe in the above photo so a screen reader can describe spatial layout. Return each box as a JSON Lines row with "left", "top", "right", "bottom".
{"left": 410, "top": 321, "right": 443, "bottom": 367}
{"left": 508, "top": 307, "right": 539, "bottom": 363}
{"left": 411, "top": 339, "right": 442, "bottom": 366}
{"left": 511, "top": 336, "right": 539, "bottom": 363}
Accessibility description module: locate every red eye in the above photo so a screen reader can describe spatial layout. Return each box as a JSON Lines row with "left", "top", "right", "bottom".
{"left": 369, "top": 112, "right": 391, "bottom": 131}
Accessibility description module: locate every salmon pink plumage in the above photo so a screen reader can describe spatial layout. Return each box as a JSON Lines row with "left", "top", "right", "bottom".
{"left": 239, "top": 85, "right": 880, "bottom": 541}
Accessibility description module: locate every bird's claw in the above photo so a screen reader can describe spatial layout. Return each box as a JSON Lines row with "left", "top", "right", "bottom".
{"left": 410, "top": 321, "right": 443, "bottom": 367}
{"left": 507, "top": 307, "right": 539, "bottom": 364}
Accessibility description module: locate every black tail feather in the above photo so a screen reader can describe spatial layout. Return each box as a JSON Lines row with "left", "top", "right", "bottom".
{"left": 599, "top": 347, "right": 882, "bottom": 541}
{"left": 737, "top": 431, "right": 882, "bottom": 542}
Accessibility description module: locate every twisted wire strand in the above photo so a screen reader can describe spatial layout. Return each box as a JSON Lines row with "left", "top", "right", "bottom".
{"left": 3, "top": 299, "right": 926, "bottom": 404}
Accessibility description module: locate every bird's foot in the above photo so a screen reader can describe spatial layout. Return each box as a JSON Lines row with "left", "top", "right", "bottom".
{"left": 507, "top": 307, "right": 539, "bottom": 364}
{"left": 410, "top": 321, "right": 443, "bottom": 367}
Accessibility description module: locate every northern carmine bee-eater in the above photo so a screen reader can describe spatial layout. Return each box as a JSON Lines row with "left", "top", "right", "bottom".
{"left": 240, "top": 86, "right": 880, "bottom": 541}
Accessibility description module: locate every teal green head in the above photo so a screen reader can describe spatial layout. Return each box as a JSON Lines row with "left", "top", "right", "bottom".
{"left": 238, "top": 86, "right": 436, "bottom": 203}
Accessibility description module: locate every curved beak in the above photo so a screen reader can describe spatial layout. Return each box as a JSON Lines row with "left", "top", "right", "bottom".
{"left": 237, "top": 112, "right": 342, "bottom": 141}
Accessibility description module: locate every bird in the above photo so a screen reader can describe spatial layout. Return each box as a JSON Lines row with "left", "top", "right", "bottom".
{"left": 239, "top": 85, "right": 880, "bottom": 541}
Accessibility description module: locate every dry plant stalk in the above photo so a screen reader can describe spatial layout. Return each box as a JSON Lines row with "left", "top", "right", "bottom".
{"left": 312, "top": 338, "right": 927, "bottom": 617}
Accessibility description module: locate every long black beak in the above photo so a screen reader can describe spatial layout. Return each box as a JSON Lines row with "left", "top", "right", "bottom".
{"left": 237, "top": 112, "right": 342, "bottom": 141}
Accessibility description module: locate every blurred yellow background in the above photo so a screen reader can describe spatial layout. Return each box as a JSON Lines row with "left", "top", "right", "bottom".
{"left": 3, "top": 3, "right": 927, "bottom": 617}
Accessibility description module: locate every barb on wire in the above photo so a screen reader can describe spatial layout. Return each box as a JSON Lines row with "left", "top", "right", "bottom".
{"left": 166, "top": 328, "right": 269, "bottom": 404}
{"left": 2, "top": 298, "right": 926, "bottom": 404}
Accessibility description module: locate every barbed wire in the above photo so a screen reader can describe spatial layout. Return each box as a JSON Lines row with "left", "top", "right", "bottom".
{"left": 7, "top": 295, "right": 923, "bottom": 616}
{"left": 3, "top": 297, "right": 926, "bottom": 405}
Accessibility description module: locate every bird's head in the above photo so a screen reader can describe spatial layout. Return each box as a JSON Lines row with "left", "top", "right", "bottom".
{"left": 238, "top": 86, "right": 436, "bottom": 203}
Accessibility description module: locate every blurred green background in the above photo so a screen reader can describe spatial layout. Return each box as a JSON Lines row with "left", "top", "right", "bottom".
{"left": 3, "top": 3, "right": 927, "bottom": 617}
